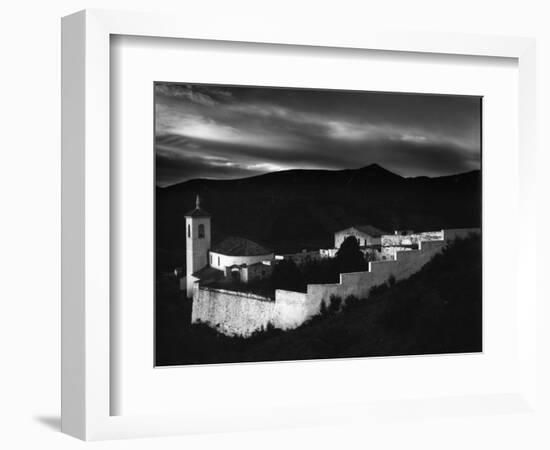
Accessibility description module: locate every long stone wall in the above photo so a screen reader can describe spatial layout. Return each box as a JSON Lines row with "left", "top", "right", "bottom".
{"left": 192, "top": 285, "right": 275, "bottom": 336}
{"left": 303, "top": 239, "right": 447, "bottom": 316}
{"left": 191, "top": 286, "right": 309, "bottom": 337}
{"left": 272, "top": 289, "right": 309, "bottom": 330}
{"left": 191, "top": 228, "right": 480, "bottom": 337}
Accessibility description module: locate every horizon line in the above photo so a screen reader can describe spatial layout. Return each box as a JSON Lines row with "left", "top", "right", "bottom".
{"left": 156, "top": 164, "right": 481, "bottom": 188}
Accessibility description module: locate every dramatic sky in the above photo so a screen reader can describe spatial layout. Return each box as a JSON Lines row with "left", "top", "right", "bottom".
{"left": 155, "top": 83, "right": 481, "bottom": 187}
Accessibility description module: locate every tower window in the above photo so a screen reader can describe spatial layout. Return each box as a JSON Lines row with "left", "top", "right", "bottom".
{"left": 187, "top": 224, "right": 190, "bottom": 237}
{"left": 198, "top": 224, "right": 205, "bottom": 238}
{"left": 217, "top": 256, "right": 220, "bottom": 266}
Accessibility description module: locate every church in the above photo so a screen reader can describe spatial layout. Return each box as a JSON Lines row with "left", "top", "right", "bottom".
{"left": 183, "top": 196, "right": 275, "bottom": 298}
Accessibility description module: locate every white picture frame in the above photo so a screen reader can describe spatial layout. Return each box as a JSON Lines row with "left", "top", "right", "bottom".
{"left": 61, "top": 9, "right": 537, "bottom": 441}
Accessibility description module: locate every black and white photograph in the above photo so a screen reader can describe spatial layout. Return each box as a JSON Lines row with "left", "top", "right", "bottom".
{"left": 154, "top": 82, "right": 482, "bottom": 366}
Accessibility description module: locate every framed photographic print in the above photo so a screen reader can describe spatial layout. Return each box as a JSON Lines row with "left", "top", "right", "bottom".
{"left": 62, "top": 9, "right": 538, "bottom": 441}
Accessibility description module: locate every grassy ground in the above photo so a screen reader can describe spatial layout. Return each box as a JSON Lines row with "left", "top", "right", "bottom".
{"left": 155, "top": 235, "right": 482, "bottom": 366}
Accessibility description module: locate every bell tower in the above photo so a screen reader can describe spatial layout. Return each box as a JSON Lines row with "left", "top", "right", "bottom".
{"left": 184, "top": 195, "right": 211, "bottom": 298}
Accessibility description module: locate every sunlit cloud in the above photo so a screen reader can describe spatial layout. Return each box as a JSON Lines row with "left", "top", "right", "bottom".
{"left": 400, "top": 134, "right": 428, "bottom": 143}
{"left": 245, "top": 162, "right": 290, "bottom": 172}
{"left": 325, "top": 120, "right": 384, "bottom": 141}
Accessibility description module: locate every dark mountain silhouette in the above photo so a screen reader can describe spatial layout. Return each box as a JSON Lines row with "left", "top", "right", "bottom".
{"left": 155, "top": 164, "right": 481, "bottom": 272}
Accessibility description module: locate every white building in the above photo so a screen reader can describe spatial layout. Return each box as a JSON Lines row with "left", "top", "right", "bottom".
{"left": 183, "top": 196, "right": 274, "bottom": 298}
{"left": 334, "top": 224, "right": 386, "bottom": 248}
{"left": 209, "top": 236, "right": 274, "bottom": 271}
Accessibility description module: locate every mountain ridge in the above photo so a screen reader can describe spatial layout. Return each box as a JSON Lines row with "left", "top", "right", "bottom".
{"left": 158, "top": 163, "right": 479, "bottom": 191}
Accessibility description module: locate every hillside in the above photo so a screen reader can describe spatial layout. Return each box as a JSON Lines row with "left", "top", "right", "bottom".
{"left": 155, "top": 235, "right": 482, "bottom": 366}
{"left": 156, "top": 164, "right": 481, "bottom": 272}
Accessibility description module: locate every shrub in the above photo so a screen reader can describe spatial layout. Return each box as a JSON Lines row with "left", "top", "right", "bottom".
{"left": 335, "top": 236, "right": 368, "bottom": 273}
{"left": 319, "top": 300, "right": 328, "bottom": 316}
{"left": 369, "top": 282, "right": 389, "bottom": 297}
{"left": 328, "top": 295, "right": 343, "bottom": 314}
{"left": 344, "top": 295, "right": 361, "bottom": 310}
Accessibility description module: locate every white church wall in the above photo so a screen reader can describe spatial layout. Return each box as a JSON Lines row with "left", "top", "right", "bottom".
{"left": 334, "top": 228, "right": 381, "bottom": 249}
{"left": 185, "top": 215, "right": 211, "bottom": 297}
{"left": 208, "top": 251, "right": 274, "bottom": 271}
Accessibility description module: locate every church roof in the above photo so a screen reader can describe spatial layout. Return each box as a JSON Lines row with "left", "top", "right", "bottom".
{"left": 211, "top": 236, "right": 273, "bottom": 257}
{"left": 353, "top": 225, "right": 386, "bottom": 237}
{"left": 185, "top": 194, "right": 211, "bottom": 218}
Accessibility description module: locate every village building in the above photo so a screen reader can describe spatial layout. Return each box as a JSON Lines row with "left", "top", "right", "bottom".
{"left": 333, "top": 224, "right": 388, "bottom": 261}
{"left": 334, "top": 224, "right": 387, "bottom": 248}
{"left": 183, "top": 195, "right": 275, "bottom": 297}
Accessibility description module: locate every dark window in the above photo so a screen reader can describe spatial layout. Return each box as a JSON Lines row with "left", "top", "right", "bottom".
{"left": 187, "top": 224, "right": 190, "bottom": 237}
{"left": 217, "top": 256, "right": 220, "bottom": 266}
{"left": 198, "top": 224, "right": 205, "bottom": 238}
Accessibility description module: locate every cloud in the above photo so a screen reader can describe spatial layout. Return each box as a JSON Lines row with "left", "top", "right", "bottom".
{"left": 154, "top": 82, "right": 481, "bottom": 186}
{"left": 155, "top": 147, "right": 282, "bottom": 187}
{"left": 399, "top": 134, "right": 428, "bottom": 143}
{"left": 168, "top": 116, "right": 302, "bottom": 149}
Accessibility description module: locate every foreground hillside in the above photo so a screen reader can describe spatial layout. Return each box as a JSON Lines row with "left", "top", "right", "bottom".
{"left": 155, "top": 235, "right": 482, "bottom": 366}
{"left": 156, "top": 164, "right": 481, "bottom": 273}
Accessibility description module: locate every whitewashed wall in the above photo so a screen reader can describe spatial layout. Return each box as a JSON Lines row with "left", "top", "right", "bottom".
{"left": 304, "top": 240, "right": 448, "bottom": 316}
{"left": 209, "top": 251, "right": 274, "bottom": 271}
{"left": 192, "top": 285, "right": 275, "bottom": 337}
{"left": 334, "top": 229, "right": 381, "bottom": 248}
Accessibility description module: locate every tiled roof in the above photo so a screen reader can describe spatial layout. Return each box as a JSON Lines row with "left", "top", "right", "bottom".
{"left": 211, "top": 236, "right": 272, "bottom": 257}
{"left": 353, "top": 225, "right": 387, "bottom": 237}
